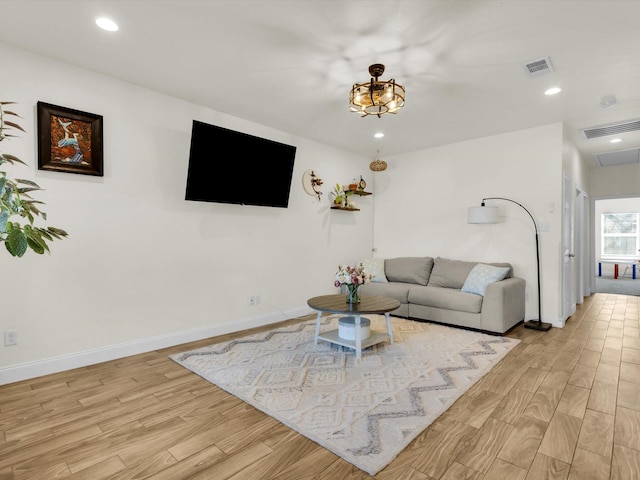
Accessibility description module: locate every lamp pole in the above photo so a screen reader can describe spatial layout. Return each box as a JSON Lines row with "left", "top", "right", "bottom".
{"left": 482, "top": 197, "right": 552, "bottom": 331}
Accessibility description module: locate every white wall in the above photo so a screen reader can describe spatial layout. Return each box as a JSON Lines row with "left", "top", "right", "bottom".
{"left": 373, "top": 123, "right": 564, "bottom": 325}
{"left": 0, "top": 44, "right": 374, "bottom": 383}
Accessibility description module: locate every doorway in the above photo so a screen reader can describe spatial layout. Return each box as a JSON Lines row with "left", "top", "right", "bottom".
{"left": 593, "top": 196, "right": 640, "bottom": 296}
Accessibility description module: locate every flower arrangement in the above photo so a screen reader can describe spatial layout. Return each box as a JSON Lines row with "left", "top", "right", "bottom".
{"left": 335, "top": 263, "right": 371, "bottom": 303}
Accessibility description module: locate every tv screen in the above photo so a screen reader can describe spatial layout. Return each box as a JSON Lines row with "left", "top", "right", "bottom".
{"left": 185, "top": 120, "right": 297, "bottom": 208}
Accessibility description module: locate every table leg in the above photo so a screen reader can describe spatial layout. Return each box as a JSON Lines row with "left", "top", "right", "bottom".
{"left": 314, "top": 311, "right": 322, "bottom": 345}
{"left": 634, "top": 264, "right": 637, "bottom": 280}
{"left": 355, "top": 314, "right": 362, "bottom": 359}
{"left": 615, "top": 263, "right": 619, "bottom": 279}
{"left": 385, "top": 313, "right": 394, "bottom": 344}
{"left": 599, "top": 262, "right": 602, "bottom": 277}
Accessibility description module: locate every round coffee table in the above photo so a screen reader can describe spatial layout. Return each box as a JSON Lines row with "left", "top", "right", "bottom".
{"left": 307, "top": 294, "right": 400, "bottom": 359}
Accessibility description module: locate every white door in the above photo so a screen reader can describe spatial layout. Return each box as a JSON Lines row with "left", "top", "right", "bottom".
{"left": 574, "top": 187, "right": 586, "bottom": 303}
{"left": 562, "top": 175, "right": 575, "bottom": 321}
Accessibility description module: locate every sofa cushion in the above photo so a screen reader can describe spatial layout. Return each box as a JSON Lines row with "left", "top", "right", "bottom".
{"left": 359, "top": 258, "right": 387, "bottom": 283}
{"left": 427, "top": 257, "right": 478, "bottom": 289}
{"left": 461, "top": 263, "right": 510, "bottom": 296}
{"left": 384, "top": 257, "right": 434, "bottom": 286}
{"left": 359, "top": 281, "right": 413, "bottom": 303}
{"left": 408, "top": 286, "right": 483, "bottom": 314}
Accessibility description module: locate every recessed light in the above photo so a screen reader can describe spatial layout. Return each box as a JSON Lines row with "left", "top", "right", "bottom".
{"left": 374, "top": 132, "right": 384, "bottom": 139}
{"left": 96, "top": 17, "right": 118, "bottom": 32}
{"left": 544, "top": 87, "right": 562, "bottom": 96}
{"left": 610, "top": 138, "right": 622, "bottom": 143}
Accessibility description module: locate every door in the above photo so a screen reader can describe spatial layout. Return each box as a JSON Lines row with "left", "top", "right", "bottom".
{"left": 574, "top": 187, "right": 588, "bottom": 303}
{"left": 562, "top": 174, "right": 575, "bottom": 321}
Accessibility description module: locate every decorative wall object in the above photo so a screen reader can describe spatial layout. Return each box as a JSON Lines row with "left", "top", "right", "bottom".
{"left": 302, "top": 169, "right": 323, "bottom": 201}
{"left": 37, "top": 101, "right": 104, "bottom": 176}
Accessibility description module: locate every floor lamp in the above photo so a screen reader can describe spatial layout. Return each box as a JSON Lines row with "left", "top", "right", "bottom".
{"left": 468, "top": 197, "right": 552, "bottom": 331}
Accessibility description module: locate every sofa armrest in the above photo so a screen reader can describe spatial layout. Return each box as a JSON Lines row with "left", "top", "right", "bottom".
{"left": 480, "top": 277, "right": 526, "bottom": 333}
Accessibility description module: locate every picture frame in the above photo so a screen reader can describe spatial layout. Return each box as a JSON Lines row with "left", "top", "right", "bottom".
{"left": 37, "top": 101, "right": 104, "bottom": 176}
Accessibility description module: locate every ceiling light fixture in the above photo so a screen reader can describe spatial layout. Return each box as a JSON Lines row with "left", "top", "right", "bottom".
{"left": 96, "top": 17, "right": 119, "bottom": 32}
{"left": 374, "top": 132, "right": 384, "bottom": 138}
{"left": 349, "top": 64, "right": 405, "bottom": 118}
{"left": 369, "top": 150, "right": 388, "bottom": 172}
{"left": 544, "top": 86, "right": 562, "bottom": 96}
{"left": 610, "top": 138, "right": 622, "bottom": 143}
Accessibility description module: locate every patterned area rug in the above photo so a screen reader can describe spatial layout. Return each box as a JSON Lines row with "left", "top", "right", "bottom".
{"left": 170, "top": 315, "right": 520, "bottom": 475}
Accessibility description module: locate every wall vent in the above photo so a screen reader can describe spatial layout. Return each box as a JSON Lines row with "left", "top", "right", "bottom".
{"left": 594, "top": 149, "right": 640, "bottom": 167}
{"left": 581, "top": 119, "right": 640, "bottom": 139}
{"left": 522, "top": 56, "right": 554, "bottom": 77}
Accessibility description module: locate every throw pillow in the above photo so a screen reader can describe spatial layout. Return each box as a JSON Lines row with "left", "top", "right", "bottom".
{"left": 461, "top": 263, "right": 510, "bottom": 296}
{"left": 360, "top": 258, "right": 388, "bottom": 283}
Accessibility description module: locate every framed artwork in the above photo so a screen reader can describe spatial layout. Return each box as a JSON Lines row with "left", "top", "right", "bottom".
{"left": 37, "top": 102, "right": 104, "bottom": 176}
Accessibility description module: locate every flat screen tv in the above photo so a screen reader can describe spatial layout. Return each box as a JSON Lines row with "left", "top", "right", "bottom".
{"left": 185, "top": 120, "right": 297, "bottom": 208}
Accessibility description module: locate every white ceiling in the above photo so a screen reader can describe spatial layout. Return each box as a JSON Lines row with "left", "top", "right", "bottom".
{"left": 2, "top": 0, "right": 640, "bottom": 166}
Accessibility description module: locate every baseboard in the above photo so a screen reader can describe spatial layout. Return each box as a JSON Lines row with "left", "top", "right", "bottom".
{"left": 0, "top": 306, "right": 313, "bottom": 386}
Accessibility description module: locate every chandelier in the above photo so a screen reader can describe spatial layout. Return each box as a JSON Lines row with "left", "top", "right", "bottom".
{"left": 349, "top": 64, "right": 405, "bottom": 118}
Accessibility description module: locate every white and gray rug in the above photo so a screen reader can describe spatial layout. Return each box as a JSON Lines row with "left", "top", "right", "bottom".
{"left": 170, "top": 315, "right": 520, "bottom": 475}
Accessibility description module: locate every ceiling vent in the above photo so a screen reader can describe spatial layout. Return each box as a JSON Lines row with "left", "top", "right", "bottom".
{"left": 581, "top": 119, "right": 640, "bottom": 139}
{"left": 522, "top": 56, "right": 554, "bottom": 77}
{"left": 594, "top": 148, "right": 640, "bottom": 167}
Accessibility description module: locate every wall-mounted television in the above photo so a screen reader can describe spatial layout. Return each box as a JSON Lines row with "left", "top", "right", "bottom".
{"left": 185, "top": 120, "right": 297, "bottom": 208}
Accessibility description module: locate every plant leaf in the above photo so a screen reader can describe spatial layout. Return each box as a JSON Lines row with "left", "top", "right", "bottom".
{"left": 0, "top": 211, "right": 8, "bottom": 233}
{"left": 16, "top": 179, "right": 41, "bottom": 188}
{"left": 1, "top": 154, "right": 26, "bottom": 166}
{"left": 6, "top": 228, "right": 27, "bottom": 257}
{"left": 26, "top": 230, "right": 48, "bottom": 254}
{"left": 3, "top": 120, "right": 26, "bottom": 132}
{"left": 47, "top": 226, "right": 69, "bottom": 238}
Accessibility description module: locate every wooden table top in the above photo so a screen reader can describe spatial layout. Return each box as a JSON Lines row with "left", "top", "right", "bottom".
{"left": 307, "top": 294, "right": 400, "bottom": 315}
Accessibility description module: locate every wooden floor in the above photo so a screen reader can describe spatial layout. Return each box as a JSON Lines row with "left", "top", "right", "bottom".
{"left": 1, "top": 292, "right": 639, "bottom": 479}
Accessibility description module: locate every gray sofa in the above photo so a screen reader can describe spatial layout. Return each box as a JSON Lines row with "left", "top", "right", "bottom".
{"left": 358, "top": 256, "right": 525, "bottom": 334}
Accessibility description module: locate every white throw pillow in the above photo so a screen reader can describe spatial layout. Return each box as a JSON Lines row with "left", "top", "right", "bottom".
{"left": 360, "top": 258, "right": 388, "bottom": 283}
{"left": 461, "top": 263, "right": 510, "bottom": 296}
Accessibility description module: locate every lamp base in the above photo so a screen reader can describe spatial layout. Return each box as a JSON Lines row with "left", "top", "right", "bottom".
{"left": 523, "top": 320, "right": 552, "bottom": 331}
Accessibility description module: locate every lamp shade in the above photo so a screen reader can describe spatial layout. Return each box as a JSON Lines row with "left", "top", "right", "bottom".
{"left": 468, "top": 206, "right": 498, "bottom": 224}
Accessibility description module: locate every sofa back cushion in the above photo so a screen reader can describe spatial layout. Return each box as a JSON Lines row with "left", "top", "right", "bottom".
{"left": 428, "top": 257, "right": 478, "bottom": 289}
{"left": 385, "top": 257, "right": 434, "bottom": 286}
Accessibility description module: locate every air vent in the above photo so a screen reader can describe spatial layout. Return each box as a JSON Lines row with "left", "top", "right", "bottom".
{"left": 522, "top": 56, "right": 554, "bottom": 77}
{"left": 594, "top": 149, "right": 640, "bottom": 167}
{"left": 581, "top": 119, "right": 640, "bottom": 139}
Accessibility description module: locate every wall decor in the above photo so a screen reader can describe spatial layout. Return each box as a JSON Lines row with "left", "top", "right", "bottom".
{"left": 302, "top": 169, "right": 323, "bottom": 201}
{"left": 37, "top": 101, "right": 104, "bottom": 176}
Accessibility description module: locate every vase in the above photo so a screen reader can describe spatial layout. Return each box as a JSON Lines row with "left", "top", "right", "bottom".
{"left": 346, "top": 284, "right": 361, "bottom": 304}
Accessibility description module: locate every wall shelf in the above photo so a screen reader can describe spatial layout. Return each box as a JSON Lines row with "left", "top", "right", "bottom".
{"left": 347, "top": 190, "right": 372, "bottom": 196}
{"left": 331, "top": 206, "right": 361, "bottom": 211}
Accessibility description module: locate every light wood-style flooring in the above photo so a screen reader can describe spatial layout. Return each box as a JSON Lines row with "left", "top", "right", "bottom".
{"left": 1, "top": 292, "right": 639, "bottom": 479}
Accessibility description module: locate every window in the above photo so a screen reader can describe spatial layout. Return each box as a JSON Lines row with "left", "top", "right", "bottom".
{"left": 601, "top": 213, "right": 639, "bottom": 258}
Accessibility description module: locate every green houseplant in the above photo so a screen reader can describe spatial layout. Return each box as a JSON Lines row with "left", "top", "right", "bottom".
{"left": 0, "top": 101, "right": 68, "bottom": 257}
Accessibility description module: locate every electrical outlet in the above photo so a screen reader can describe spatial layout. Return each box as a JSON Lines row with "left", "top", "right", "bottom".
{"left": 248, "top": 293, "right": 261, "bottom": 306}
{"left": 248, "top": 295, "right": 258, "bottom": 306}
{"left": 4, "top": 330, "right": 18, "bottom": 346}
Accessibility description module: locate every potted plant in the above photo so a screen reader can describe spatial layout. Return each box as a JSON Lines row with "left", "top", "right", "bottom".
{"left": 0, "top": 101, "right": 68, "bottom": 257}
{"left": 331, "top": 183, "right": 353, "bottom": 207}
